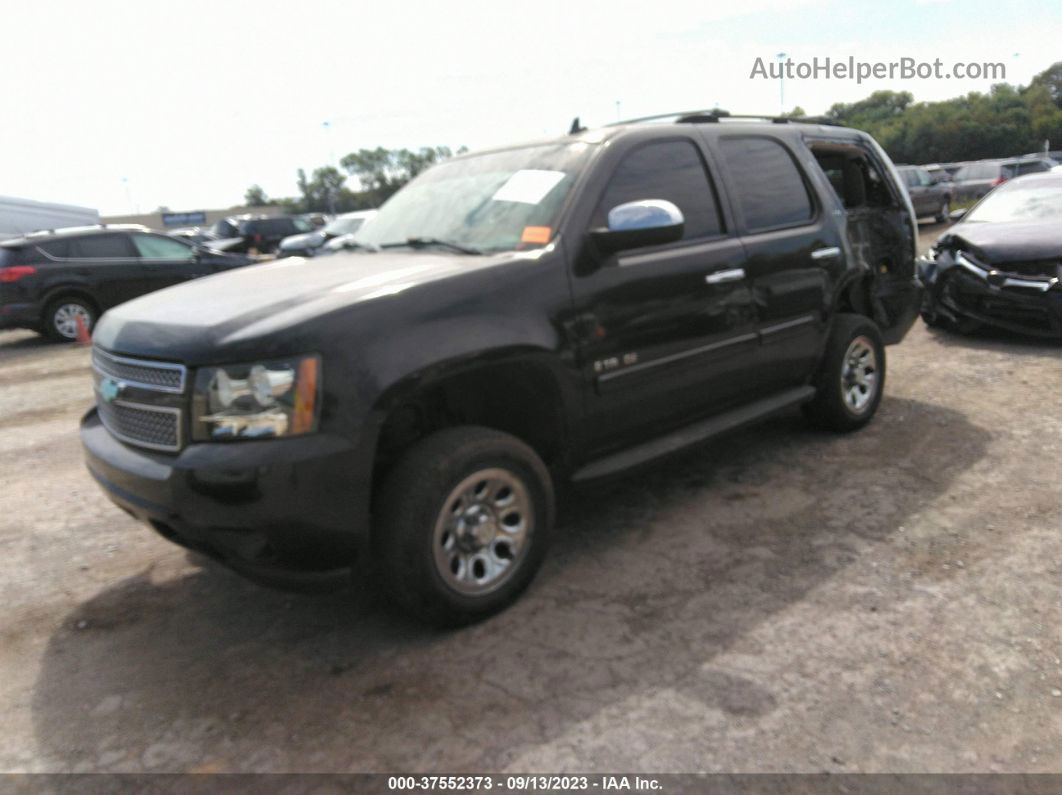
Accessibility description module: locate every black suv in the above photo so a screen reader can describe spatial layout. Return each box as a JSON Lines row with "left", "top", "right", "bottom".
{"left": 209, "top": 214, "right": 312, "bottom": 254}
{"left": 0, "top": 226, "right": 254, "bottom": 341}
{"left": 81, "top": 114, "right": 921, "bottom": 623}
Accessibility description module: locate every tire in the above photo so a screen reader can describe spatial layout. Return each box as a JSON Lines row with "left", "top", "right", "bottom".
{"left": 803, "top": 314, "right": 885, "bottom": 432}
{"left": 43, "top": 296, "right": 97, "bottom": 343}
{"left": 375, "top": 426, "right": 554, "bottom": 625}
{"left": 935, "top": 198, "right": 950, "bottom": 224}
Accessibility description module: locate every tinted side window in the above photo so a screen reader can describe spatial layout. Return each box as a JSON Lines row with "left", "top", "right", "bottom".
{"left": 70, "top": 235, "right": 135, "bottom": 258}
{"left": 1016, "top": 160, "right": 1049, "bottom": 176}
{"left": 36, "top": 240, "right": 71, "bottom": 259}
{"left": 593, "top": 140, "right": 723, "bottom": 239}
{"left": 268, "top": 219, "right": 296, "bottom": 235}
{"left": 720, "top": 137, "right": 813, "bottom": 231}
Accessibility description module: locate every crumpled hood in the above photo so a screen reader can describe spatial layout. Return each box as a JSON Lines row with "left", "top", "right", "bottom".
{"left": 93, "top": 250, "right": 508, "bottom": 362}
{"left": 941, "top": 221, "right": 1062, "bottom": 265}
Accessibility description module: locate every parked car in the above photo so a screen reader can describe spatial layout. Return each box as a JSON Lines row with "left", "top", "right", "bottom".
{"left": 923, "top": 164, "right": 954, "bottom": 184}
{"left": 277, "top": 210, "right": 377, "bottom": 258}
{"left": 951, "top": 157, "right": 1056, "bottom": 203}
{"left": 81, "top": 113, "right": 921, "bottom": 623}
{"left": 168, "top": 226, "right": 213, "bottom": 244}
{"left": 0, "top": 225, "right": 254, "bottom": 341}
{"left": 919, "top": 172, "right": 1062, "bottom": 338}
{"left": 896, "top": 165, "right": 953, "bottom": 222}
{"left": 207, "top": 214, "right": 313, "bottom": 254}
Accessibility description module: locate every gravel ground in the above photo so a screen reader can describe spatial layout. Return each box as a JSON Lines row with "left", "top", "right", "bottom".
{"left": 1, "top": 224, "right": 1060, "bottom": 773}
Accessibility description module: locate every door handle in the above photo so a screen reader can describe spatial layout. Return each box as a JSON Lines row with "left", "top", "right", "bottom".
{"left": 705, "top": 268, "right": 745, "bottom": 285}
{"left": 811, "top": 246, "right": 842, "bottom": 260}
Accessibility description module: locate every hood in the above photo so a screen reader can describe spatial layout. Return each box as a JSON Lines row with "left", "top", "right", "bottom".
{"left": 280, "top": 230, "right": 327, "bottom": 250}
{"left": 92, "top": 250, "right": 511, "bottom": 363}
{"left": 941, "top": 220, "right": 1062, "bottom": 265}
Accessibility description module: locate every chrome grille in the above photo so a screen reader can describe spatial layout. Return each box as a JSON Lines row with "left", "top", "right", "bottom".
{"left": 92, "top": 347, "right": 187, "bottom": 452}
{"left": 92, "top": 348, "right": 186, "bottom": 393}
{"left": 97, "top": 400, "right": 181, "bottom": 452}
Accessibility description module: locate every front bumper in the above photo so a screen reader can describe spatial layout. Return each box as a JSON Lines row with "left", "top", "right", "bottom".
{"left": 81, "top": 408, "right": 372, "bottom": 591}
{"left": 920, "top": 253, "right": 1062, "bottom": 338}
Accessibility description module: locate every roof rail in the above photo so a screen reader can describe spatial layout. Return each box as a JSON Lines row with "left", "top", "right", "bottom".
{"left": 608, "top": 110, "right": 846, "bottom": 128}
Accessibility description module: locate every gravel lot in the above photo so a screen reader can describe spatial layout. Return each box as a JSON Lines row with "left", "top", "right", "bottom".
{"left": 1, "top": 224, "right": 1060, "bottom": 774}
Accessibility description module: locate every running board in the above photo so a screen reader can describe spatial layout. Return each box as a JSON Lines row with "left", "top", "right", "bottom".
{"left": 571, "top": 385, "right": 816, "bottom": 482}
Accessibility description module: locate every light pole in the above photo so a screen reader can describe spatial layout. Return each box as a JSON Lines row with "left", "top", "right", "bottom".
{"left": 321, "top": 120, "right": 337, "bottom": 215}
{"left": 777, "top": 52, "right": 788, "bottom": 115}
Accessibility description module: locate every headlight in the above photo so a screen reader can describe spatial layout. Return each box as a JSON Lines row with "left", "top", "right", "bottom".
{"left": 192, "top": 354, "right": 320, "bottom": 441}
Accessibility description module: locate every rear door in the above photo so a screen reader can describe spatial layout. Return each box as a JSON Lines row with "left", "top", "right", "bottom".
{"left": 569, "top": 136, "right": 758, "bottom": 450}
{"left": 65, "top": 234, "right": 143, "bottom": 308}
{"left": 130, "top": 233, "right": 211, "bottom": 293}
{"left": 709, "top": 133, "right": 841, "bottom": 395}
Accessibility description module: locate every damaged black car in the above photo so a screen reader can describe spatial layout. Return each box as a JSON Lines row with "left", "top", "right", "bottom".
{"left": 919, "top": 172, "right": 1062, "bottom": 338}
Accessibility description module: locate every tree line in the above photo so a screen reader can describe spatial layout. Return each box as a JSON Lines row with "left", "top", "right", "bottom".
{"left": 244, "top": 63, "right": 1062, "bottom": 213}
{"left": 244, "top": 145, "right": 466, "bottom": 214}
{"left": 818, "top": 62, "right": 1062, "bottom": 164}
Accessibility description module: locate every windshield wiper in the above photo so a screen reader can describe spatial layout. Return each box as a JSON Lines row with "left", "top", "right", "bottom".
{"left": 380, "top": 237, "right": 483, "bottom": 255}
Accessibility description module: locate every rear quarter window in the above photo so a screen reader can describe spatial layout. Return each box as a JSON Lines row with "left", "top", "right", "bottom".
{"left": 69, "top": 234, "right": 136, "bottom": 258}
{"left": 719, "top": 136, "right": 813, "bottom": 231}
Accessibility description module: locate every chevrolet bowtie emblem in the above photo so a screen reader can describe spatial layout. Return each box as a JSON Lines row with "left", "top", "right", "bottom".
{"left": 99, "top": 377, "right": 125, "bottom": 403}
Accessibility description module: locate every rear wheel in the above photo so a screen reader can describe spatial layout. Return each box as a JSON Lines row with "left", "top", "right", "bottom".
{"left": 935, "top": 198, "right": 950, "bottom": 224}
{"left": 43, "top": 297, "right": 96, "bottom": 342}
{"left": 375, "top": 426, "right": 554, "bottom": 625}
{"left": 803, "top": 314, "right": 885, "bottom": 432}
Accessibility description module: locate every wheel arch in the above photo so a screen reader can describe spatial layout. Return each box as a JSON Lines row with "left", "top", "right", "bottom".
{"left": 366, "top": 347, "right": 575, "bottom": 501}
{"left": 40, "top": 285, "right": 101, "bottom": 320}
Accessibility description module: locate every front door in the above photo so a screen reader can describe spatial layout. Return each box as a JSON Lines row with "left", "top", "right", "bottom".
{"left": 568, "top": 136, "right": 758, "bottom": 455}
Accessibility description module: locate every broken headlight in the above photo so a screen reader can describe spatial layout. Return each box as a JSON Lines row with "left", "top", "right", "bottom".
{"left": 192, "top": 355, "right": 320, "bottom": 441}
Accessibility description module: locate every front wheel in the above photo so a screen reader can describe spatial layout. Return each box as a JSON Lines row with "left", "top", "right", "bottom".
{"left": 803, "top": 314, "right": 885, "bottom": 432}
{"left": 935, "top": 199, "right": 951, "bottom": 224}
{"left": 44, "top": 297, "right": 96, "bottom": 342}
{"left": 375, "top": 426, "right": 554, "bottom": 625}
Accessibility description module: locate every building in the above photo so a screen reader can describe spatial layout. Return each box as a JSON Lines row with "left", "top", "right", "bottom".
{"left": 101, "top": 205, "right": 286, "bottom": 230}
{"left": 0, "top": 196, "right": 99, "bottom": 238}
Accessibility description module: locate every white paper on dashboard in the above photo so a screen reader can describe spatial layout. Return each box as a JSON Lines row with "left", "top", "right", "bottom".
{"left": 491, "top": 170, "right": 566, "bottom": 204}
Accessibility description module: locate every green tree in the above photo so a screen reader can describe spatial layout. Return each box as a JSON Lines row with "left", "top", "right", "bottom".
{"left": 295, "top": 166, "right": 350, "bottom": 214}
{"left": 244, "top": 184, "right": 269, "bottom": 207}
{"left": 1030, "top": 61, "right": 1062, "bottom": 107}
{"left": 340, "top": 146, "right": 462, "bottom": 205}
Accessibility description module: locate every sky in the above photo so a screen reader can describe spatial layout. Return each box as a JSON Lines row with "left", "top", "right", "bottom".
{"left": 2, "top": 0, "right": 1059, "bottom": 216}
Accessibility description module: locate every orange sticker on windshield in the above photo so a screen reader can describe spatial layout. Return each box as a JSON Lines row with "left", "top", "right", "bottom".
{"left": 521, "top": 226, "right": 552, "bottom": 244}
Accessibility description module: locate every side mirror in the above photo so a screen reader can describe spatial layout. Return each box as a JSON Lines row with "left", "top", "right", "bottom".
{"left": 948, "top": 207, "right": 967, "bottom": 222}
{"left": 591, "top": 199, "right": 684, "bottom": 257}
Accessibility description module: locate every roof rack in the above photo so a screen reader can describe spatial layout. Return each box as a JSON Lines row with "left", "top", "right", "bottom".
{"left": 608, "top": 110, "right": 846, "bottom": 128}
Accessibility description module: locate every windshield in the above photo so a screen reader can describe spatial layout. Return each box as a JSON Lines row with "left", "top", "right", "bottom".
{"left": 351, "top": 143, "right": 592, "bottom": 254}
{"left": 964, "top": 179, "right": 1062, "bottom": 223}
{"left": 324, "top": 215, "right": 366, "bottom": 236}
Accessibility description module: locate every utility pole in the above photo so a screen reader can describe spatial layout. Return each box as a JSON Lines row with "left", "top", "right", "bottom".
{"left": 321, "top": 120, "right": 336, "bottom": 215}
{"left": 777, "top": 52, "right": 788, "bottom": 115}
